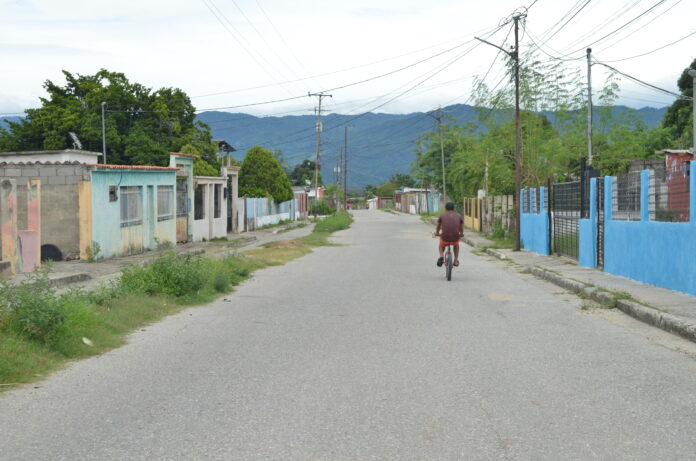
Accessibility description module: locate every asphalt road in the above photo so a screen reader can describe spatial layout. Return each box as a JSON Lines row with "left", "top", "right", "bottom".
{"left": 2, "top": 210, "right": 696, "bottom": 460}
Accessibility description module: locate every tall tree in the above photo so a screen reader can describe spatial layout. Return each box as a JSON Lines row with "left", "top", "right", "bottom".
{"left": 662, "top": 58, "right": 696, "bottom": 148}
{"left": 0, "top": 69, "right": 217, "bottom": 168}
{"left": 288, "top": 159, "right": 322, "bottom": 187}
{"left": 238, "top": 146, "right": 293, "bottom": 202}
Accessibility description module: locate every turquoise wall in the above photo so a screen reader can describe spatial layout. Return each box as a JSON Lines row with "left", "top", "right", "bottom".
{"left": 520, "top": 187, "right": 550, "bottom": 255}
{"left": 579, "top": 179, "right": 597, "bottom": 268}
{"left": 90, "top": 169, "right": 177, "bottom": 259}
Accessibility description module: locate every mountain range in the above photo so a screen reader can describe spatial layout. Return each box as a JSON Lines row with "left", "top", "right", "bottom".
{"left": 198, "top": 104, "right": 667, "bottom": 187}
{"left": 1, "top": 104, "right": 668, "bottom": 187}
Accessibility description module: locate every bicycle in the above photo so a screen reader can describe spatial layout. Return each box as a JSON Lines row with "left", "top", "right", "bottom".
{"left": 434, "top": 233, "right": 455, "bottom": 281}
{"left": 443, "top": 243, "right": 454, "bottom": 281}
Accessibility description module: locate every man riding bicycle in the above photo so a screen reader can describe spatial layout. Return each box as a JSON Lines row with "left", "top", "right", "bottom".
{"left": 434, "top": 202, "right": 464, "bottom": 267}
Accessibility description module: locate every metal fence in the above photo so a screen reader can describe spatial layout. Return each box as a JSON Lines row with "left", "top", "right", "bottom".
{"left": 552, "top": 181, "right": 581, "bottom": 259}
{"left": 653, "top": 162, "right": 690, "bottom": 222}
{"left": 613, "top": 171, "right": 641, "bottom": 221}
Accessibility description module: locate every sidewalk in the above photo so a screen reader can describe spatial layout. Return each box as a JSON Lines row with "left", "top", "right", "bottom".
{"left": 459, "top": 228, "right": 696, "bottom": 344}
{"left": 6, "top": 221, "right": 315, "bottom": 291}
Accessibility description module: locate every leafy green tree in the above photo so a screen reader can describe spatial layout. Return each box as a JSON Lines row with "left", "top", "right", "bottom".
{"left": 0, "top": 69, "right": 213, "bottom": 167}
{"left": 363, "top": 184, "right": 378, "bottom": 198}
{"left": 289, "top": 159, "right": 322, "bottom": 186}
{"left": 661, "top": 58, "right": 696, "bottom": 148}
{"left": 238, "top": 146, "right": 293, "bottom": 202}
{"left": 376, "top": 182, "right": 397, "bottom": 197}
{"left": 179, "top": 143, "right": 220, "bottom": 176}
{"left": 388, "top": 173, "right": 416, "bottom": 189}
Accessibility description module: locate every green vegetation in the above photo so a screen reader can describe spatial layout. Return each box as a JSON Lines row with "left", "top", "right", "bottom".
{"left": 239, "top": 146, "right": 294, "bottom": 202}
{"left": 0, "top": 69, "right": 220, "bottom": 172}
{"left": 308, "top": 199, "right": 336, "bottom": 216}
{"left": 0, "top": 212, "right": 352, "bottom": 389}
{"left": 288, "top": 159, "right": 322, "bottom": 187}
{"left": 410, "top": 52, "right": 687, "bottom": 204}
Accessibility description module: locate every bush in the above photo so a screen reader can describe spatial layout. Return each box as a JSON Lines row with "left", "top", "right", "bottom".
{"left": 0, "top": 267, "right": 68, "bottom": 343}
{"left": 119, "top": 252, "right": 207, "bottom": 297}
{"left": 314, "top": 212, "right": 353, "bottom": 233}
{"left": 309, "top": 200, "right": 335, "bottom": 216}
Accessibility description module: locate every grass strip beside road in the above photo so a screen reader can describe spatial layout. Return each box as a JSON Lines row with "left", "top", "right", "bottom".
{"left": 0, "top": 212, "right": 352, "bottom": 389}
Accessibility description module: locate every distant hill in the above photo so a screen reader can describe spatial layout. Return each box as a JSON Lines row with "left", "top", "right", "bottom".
{"left": 1, "top": 106, "right": 667, "bottom": 187}
{"left": 197, "top": 104, "right": 667, "bottom": 187}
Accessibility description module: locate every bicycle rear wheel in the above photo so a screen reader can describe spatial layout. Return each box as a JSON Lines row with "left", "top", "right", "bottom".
{"left": 445, "top": 247, "right": 453, "bottom": 281}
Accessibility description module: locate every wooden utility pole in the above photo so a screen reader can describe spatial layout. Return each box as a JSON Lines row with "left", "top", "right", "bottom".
{"left": 476, "top": 11, "right": 525, "bottom": 250}
{"left": 308, "top": 92, "right": 332, "bottom": 215}
{"left": 513, "top": 14, "right": 522, "bottom": 251}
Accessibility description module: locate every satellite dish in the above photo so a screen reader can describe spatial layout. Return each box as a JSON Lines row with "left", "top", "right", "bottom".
{"left": 68, "top": 132, "right": 82, "bottom": 150}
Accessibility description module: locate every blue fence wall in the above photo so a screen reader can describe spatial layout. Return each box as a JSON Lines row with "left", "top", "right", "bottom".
{"left": 245, "top": 197, "right": 297, "bottom": 230}
{"left": 520, "top": 187, "right": 550, "bottom": 255}
{"left": 602, "top": 163, "right": 696, "bottom": 296}
{"left": 519, "top": 162, "right": 696, "bottom": 296}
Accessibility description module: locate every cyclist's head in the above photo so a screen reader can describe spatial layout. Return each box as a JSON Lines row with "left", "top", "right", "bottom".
{"left": 445, "top": 202, "right": 455, "bottom": 211}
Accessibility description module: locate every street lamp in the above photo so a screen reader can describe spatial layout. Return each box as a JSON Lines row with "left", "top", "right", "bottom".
{"left": 687, "top": 69, "right": 696, "bottom": 154}
{"left": 424, "top": 108, "right": 447, "bottom": 204}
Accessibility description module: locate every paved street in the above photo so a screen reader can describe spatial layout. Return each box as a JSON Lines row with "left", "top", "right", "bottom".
{"left": 2, "top": 210, "right": 696, "bottom": 460}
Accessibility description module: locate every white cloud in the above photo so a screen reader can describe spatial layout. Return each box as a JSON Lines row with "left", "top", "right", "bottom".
{"left": 0, "top": 0, "right": 694, "bottom": 116}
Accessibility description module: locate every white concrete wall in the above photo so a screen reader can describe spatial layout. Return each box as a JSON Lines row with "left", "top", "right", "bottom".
{"left": 192, "top": 179, "right": 227, "bottom": 242}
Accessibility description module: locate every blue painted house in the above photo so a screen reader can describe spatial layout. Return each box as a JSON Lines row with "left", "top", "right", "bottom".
{"left": 89, "top": 164, "right": 179, "bottom": 259}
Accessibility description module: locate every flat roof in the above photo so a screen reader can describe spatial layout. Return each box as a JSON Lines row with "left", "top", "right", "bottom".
{"left": 0, "top": 149, "right": 102, "bottom": 157}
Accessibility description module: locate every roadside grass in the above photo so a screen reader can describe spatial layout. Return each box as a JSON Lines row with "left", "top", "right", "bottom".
{"left": 0, "top": 212, "right": 352, "bottom": 389}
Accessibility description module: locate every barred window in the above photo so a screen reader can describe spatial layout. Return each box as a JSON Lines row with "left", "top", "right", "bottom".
{"left": 194, "top": 184, "right": 204, "bottom": 220}
{"left": 120, "top": 186, "right": 142, "bottom": 227}
{"left": 157, "top": 185, "right": 174, "bottom": 221}
{"left": 214, "top": 184, "right": 222, "bottom": 218}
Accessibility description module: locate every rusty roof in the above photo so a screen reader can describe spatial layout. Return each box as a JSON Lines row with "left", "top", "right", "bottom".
{"left": 169, "top": 152, "right": 200, "bottom": 158}
{"left": 88, "top": 164, "right": 179, "bottom": 171}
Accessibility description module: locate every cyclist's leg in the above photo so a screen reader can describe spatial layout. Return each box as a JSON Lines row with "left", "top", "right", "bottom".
{"left": 437, "top": 239, "right": 445, "bottom": 266}
{"left": 453, "top": 242, "right": 460, "bottom": 266}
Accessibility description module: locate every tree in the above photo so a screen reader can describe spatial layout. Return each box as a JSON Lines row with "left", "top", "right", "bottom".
{"left": 273, "top": 150, "right": 291, "bottom": 175}
{"left": 238, "top": 146, "right": 293, "bottom": 202}
{"left": 0, "top": 69, "right": 213, "bottom": 167}
{"left": 288, "top": 159, "right": 322, "bottom": 187}
{"left": 662, "top": 58, "right": 696, "bottom": 148}
{"left": 389, "top": 173, "right": 416, "bottom": 189}
{"left": 363, "top": 184, "right": 378, "bottom": 198}
{"left": 376, "top": 182, "right": 397, "bottom": 197}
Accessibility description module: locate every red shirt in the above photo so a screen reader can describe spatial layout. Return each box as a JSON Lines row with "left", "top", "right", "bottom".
{"left": 438, "top": 212, "right": 463, "bottom": 242}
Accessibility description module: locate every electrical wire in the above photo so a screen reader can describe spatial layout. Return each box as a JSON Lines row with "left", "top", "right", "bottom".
{"left": 599, "top": 29, "right": 696, "bottom": 63}
{"left": 593, "top": 60, "right": 691, "bottom": 100}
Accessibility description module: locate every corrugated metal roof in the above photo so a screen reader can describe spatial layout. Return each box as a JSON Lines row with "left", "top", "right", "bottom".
{"left": 88, "top": 164, "right": 179, "bottom": 171}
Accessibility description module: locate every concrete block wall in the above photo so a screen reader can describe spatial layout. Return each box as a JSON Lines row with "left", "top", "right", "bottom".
{"left": 520, "top": 187, "right": 550, "bottom": 255}
{"left": 0, "top": 162, "right": 91, "bottom": 260}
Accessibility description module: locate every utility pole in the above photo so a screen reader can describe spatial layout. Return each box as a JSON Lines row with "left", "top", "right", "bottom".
{"left": 343, "top": 126, "right": 348, "bottom": 211}
{"left": 688, "top": 69, "right": 696, "bottom": 154}
{"left": 587, "top": 48, "right": 593, "bottom": 166}
{"left": 101, "top": 102, "right": 107, "bottom": 164}
{"left": 476, "top": 10, "right": 525, "bottom": 251}
{"left": 424, "top": 108, "right": 447, "bottom": 204}
{"left": 308, "top": 92, "right": 332, "bottom": 215}
{"left": 513, "top": 14, "right": 522, "bottom": 251}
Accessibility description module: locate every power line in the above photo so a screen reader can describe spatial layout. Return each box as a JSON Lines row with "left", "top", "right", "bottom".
{"left": 593, "top": 60, "right": 691, "bottom": 100}
{"left": 599, "top": 29, "right": 696, "bottom": 62}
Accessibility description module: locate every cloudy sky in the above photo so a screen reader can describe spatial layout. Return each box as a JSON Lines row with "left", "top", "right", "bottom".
{"left": 0, "top": 0, "right": 694, "bottom": 117}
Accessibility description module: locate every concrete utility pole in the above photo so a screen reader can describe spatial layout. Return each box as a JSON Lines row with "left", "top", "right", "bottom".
{"left": 587, "top": 48, "right": 593, "bottom": 166}
{"left": 688, "top": 69, "right": 696, "bottom": 154}
{"left": 101, "top": 102, "right": 107, "bottom": 164}
{"left": 476, "top": 10, "right": 525, "bottom": 251}
{"left": 308, "top": 92, "right": 332, "bottom": 215}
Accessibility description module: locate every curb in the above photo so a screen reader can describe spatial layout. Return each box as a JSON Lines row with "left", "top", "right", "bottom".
{"left": 530, "top": 266, "right": 696, "bottom": 344}
{"left": 48, "top": 272, "right": 92, "bottom": 287}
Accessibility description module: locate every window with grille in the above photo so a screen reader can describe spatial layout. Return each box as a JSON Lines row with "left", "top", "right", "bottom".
{"left": 157, "top": 185, "right": 174, "bottom": 221}
{"left": 120, "top": 186, "right": 143, "bottom": 227}
{"left": 214, "top": 184, "right": 222, "bottom": 218}
{"left": 194, "top": 185, "right": 204, "bottom": 220}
